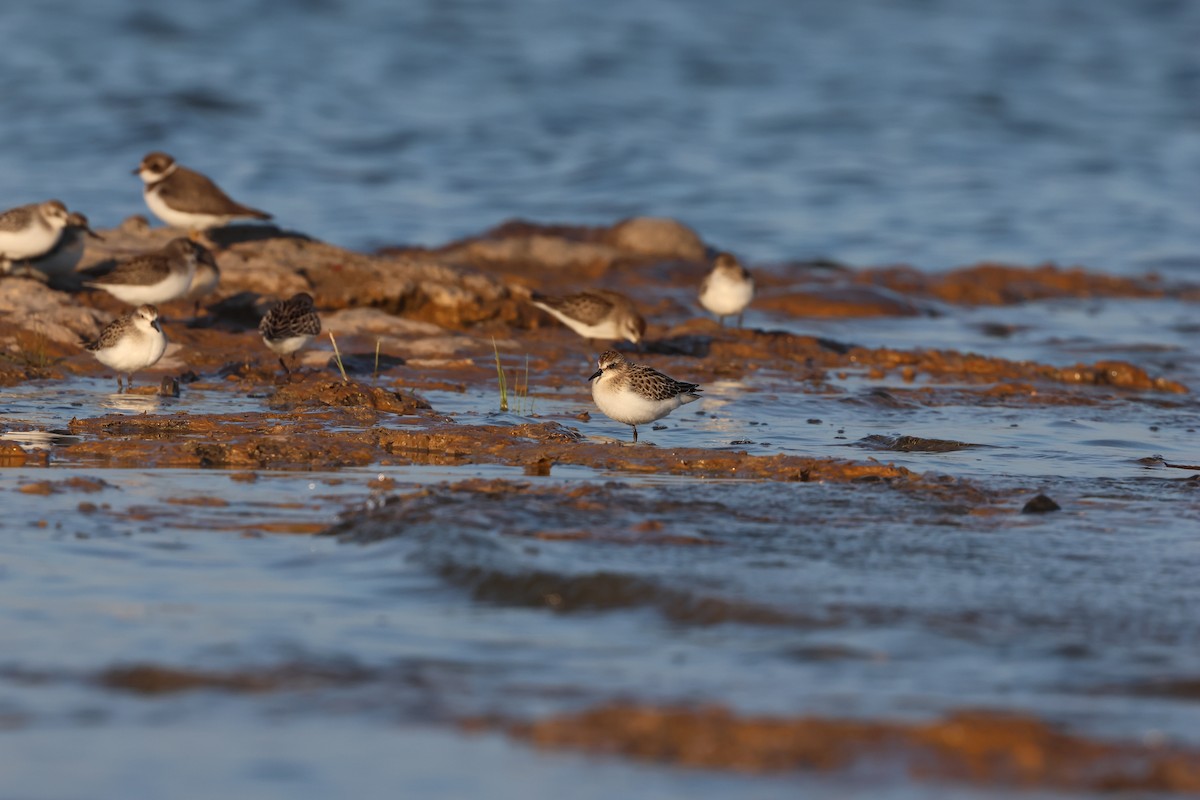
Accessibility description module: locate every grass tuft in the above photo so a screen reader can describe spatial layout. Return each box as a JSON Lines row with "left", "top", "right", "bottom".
{"left": 491, "top": 339, "right": 535, "bottom": 415}
{"left": 328, "top": 332, "right": 349, "bottom": 384}
{"left": 0, "top": 325, "right": 62, "bottom": 377}
{"left": 491, "top": 337, "right": 508, "bottom": 412}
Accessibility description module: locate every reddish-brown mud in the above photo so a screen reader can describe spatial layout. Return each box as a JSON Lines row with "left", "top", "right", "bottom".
{"left": 57, "top": 390, "right": 916, "bottom": 480}
{"left": 96, "top": 662, "right": 374, "bottom": 695}
{"left": 856, "top": 262, "right": 1199, "bottom": 305}
{"left": 501, "top": 704, "right": 1200, "bottom": 792}
{"left": 0, "top": 217, "right": 1191, "bottom": 403}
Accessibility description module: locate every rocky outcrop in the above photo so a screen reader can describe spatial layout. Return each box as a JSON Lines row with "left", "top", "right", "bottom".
{"left": 433, "top": 216, "right": 709, "bottom": 278}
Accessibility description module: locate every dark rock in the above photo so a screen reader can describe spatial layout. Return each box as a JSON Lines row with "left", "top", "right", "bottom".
{"left": 1022, "top": 494, "right": 1061, "bottom": 513}
{"left": 856, "top": 434, "right": 981, "bottom": 453}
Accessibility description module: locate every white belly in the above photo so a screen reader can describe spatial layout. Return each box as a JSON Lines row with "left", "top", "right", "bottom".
{"left": 98, "top": 268, "right": 195, "bottom": 305}
{"left": 0, "top": 226, "right": 62, "bottom": 261}
{"left": 700, "top": 271, "right": 754, "bottom": 316}
{"left": 94, "top": 331, "right": 167, "bottom": 374}
{"left": 592, "top": 382, "right": 690, "bottom": 426}
{"left": 535, "top": 305, "right": 623, "bottom": 341}
{"left": 145, "top": 187, "right": 235, "bottom": 230}
{"left": 263, "top": 334, "right": 314, "bottom": 356}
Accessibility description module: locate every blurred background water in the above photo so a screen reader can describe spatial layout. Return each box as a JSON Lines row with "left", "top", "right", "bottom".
{"left": 0, "top": 0, "right": 1197, "bottom": 271}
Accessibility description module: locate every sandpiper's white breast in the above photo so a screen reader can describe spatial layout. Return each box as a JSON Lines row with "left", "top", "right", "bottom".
{"left": 594, "top": 387, "right": 679, "bottom": 426}
{"left": 98, "top": 262, "right": 196, "bottom": 305}
{"left": 144, "top": 186, "right": 234, "bottom": 230}
{"left": 94, "top": 325, "right": 166, "bottom": 373}
{"left": 700, "top": 269, "right": 754, "bottom": 316}
{"left": 263, "top": 333, "right": 314, "bottom": 356}
{"left": 0, "top": 221, "right": 63, "bottom": 261}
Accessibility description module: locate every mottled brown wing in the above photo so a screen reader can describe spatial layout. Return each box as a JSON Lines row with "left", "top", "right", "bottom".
{"left": 85, "top": 315, "right": 132, "bottom": 352}
{"left": 89, "top": 253, "right": 170, "bottom": 285}
{"left": 561, "top": 293, "right": 618, "bottom": 325}
{"left": 260, "top": 299, "right": 321, "bottom": 339}
{"left": 629, "top": 365, "right": 701, "bottom": 401}
{"left": 289, "top": 310, "right": 322, "bottom": 337}
{"left": 532, "top": 291, "right": 616, "bottom": 326}
{"left": 156, "top": 167, "right": 272, "bottom": 219}
{"left": 0, "top": 204, "right": 35, "bottom": 232}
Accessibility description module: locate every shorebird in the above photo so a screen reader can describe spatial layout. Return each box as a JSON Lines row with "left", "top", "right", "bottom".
{"left": 134, "top": 151, "right": 272, "bottom": 232}
{"left": 530, "top": 289, "right": 645, "bottom": 347}
{"left": 84, "top": 304, "right": 168, "bottom": 392}
{"left": 699, "top": 251, "right": 754, "bottom": 327}
{"left": 259, "top": 292, "right": 322, "bottom": 375}
{"left": 588, "top": 349, "right": 701, "bottom": 443}
{"left": 84, "top": 238, "right": 212, "bottom": 306}
{"left": 0, "top": 200, "right": 70, "bottom": 268}
{"left": 184, "top": 253, "right": 220, "bottom": 314}
{"left": 31, "top": 212, "right": 103, "bottom": 285}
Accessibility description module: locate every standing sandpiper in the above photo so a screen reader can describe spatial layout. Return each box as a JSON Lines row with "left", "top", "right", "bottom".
{"left": 259, "top": 292, "right": 322, "bottom": 375}
{"left": 530, "top": 289, "right": 645, "bottom": 347}
{"left": 699, "top": 252, "right": 754, "bottom": 327}
{"left": 84, "top": 238, "right": 212, "bottom": 306}
{"left": 588, "top": 349, "right": 701, "bottom": 443}
{"left": 84, "top": 304, "right": 168, "bottom": 392}
{"left": 134, "top": 151, "right": 272, "bottom": 232}
{"left": 184, "top": 253, "right": 221, "bottom": 314}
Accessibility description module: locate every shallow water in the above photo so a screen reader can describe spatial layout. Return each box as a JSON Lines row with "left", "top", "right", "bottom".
{"left": 2, "top": 0, "right": 1200, "bottom": 270}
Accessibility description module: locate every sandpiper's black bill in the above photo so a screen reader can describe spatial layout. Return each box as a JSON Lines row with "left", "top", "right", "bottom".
{"left": 587, "top": 369, "right": 602, "bottom": 382}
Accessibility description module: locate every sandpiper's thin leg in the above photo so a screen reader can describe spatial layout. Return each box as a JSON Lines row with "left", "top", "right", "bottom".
{"left": 632, "top": 425, "right": 638, "bottom": 443}
{"left": 737, "top": 312, "right": 744, "bottom": 328}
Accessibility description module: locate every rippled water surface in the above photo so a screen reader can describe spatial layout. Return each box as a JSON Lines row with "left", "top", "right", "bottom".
{"left": 2, "top": 0, "right": 1199, "bottom": 269}
{"left": 3, "top": 293, "right": 1198, "bottom": 797}
{"left": 2, "top": 0, "right": 1200, "bottom": 797}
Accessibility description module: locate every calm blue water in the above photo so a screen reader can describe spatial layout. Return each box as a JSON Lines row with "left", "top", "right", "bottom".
{"left": 1, "top": 0, "right": 1198, "bottom": 270}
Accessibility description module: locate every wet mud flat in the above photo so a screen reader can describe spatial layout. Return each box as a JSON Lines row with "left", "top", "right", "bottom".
{"left": 1, "top": 218, "right": 1199, "bottom": 797}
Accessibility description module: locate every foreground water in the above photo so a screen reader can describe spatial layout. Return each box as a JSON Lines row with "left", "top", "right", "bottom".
{"left": 2, "top": 284, "right": 1199, "bottom": 796}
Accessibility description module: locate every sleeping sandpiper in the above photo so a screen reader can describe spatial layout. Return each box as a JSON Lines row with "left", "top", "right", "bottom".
{"left": 85, "top": 238, "right": 212, "bottom": 306}
{"left": 31, "top": 212, "right": 103, "bottom": 285}
{"left": 0, "top": 200, "right": 70, "bottom": 267}
{"left": 699, "top": 251, "right": 754, "bottom": 327}
{"left": 588, "top": 349, "right": 702, "bottom": 443}
{"left": 134, "top": 151, "right": 272, "bottom": 231}
{"left": 530, "top": 289, "right": 645, "bottom": 346}
{"left": 84, "top": 304, "right": 168, "bottom": 392}
{"left": 184, "top": 253, "right": 220, "bottom": 314}
{"left": 259, "top": 292, "right": 322, "bottom": 375}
